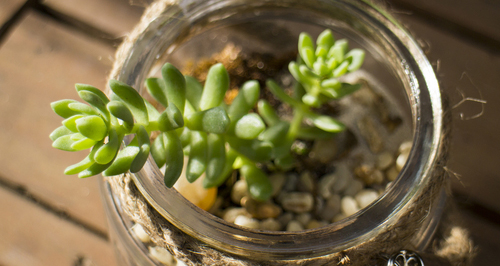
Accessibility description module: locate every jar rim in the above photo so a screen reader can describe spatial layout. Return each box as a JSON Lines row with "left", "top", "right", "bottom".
{"left": 114, "top": 0, "right": 444, "bottom": 260}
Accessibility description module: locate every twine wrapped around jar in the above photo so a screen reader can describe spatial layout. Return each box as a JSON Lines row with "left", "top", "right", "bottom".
{"left": 105, "top": 0, "right": 475, "bottom": 265}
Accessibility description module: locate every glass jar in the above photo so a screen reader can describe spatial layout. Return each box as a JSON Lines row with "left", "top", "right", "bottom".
{"left": 99, "top": 0, "right": 448, "bottom": 265}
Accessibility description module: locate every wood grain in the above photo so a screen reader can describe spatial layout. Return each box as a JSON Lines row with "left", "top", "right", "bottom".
{"left": 390, "top": 0, "right": 500, "bottom": 45}
{"left": 0, "top": 12, "right": 115, "bottom": 232}
{"left": 0, "top": 0, "right": 24, "bottom": 26}
{"left": 43, "top": 0, "right": 148, "bottom": 38}
{"left": 393, "top": 13, "right": 500, "bottom": 214}
{"left": 0, "top": 186, "right": 117, "bottom": 266}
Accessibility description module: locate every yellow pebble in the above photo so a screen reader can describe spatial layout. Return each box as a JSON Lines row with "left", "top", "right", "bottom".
{"left": 174, "top": 165, "right": 217, "bottom": 211}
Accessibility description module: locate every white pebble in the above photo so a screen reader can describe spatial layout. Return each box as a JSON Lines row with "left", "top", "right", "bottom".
{"left": 231, "top": 180, "right": 248, "bottom": 204}
{"left": 280, "top": 192, "right": 314, "bottom": 213}
{"left": 298, "top": 171, "right": 315, "bottom": 193}
{"left": 131, "top": 223, "right": 151, "bottom": 243}
{"left": 343, "top": 179, "right": 364, "bottom": 197}
{"left": 317, "top": 173, "right": 336, "bottom": 199}
{"left": 341, "top": 196, "right": 359, "bottom": 216}
{"left": 354, "top": 189, "right": 379, "bottom": 209}
{"left": 234, "top": 215, "right": 260, "bottom": 229}
{"left": 296, "top": 213, "right": 312, "bottom": 227}
{"left": 259, "top": 218, "right": 282, "bottom": 231}
{"left": 306, "top": 220, "right": 328, "bottom": 229}
{"left": 332, "top": 165, "right": 353, "bottom": 193}
{"left": 377, "top": 151, "right": 394, "bottom": 170}
{"left": 386, "top": 166, "right": 399, "bottom": 181}
{"left": 332, "top": 213, "right": 347, "bottom": 223}
{"left": 319, "top": 194, "right": 341, "bottom": 221}
{"left": 396, "top": 149, "right": 410, "bottom": 171}
{"left": 149, "top": 246, "right": 175, "bottom": 265}
{"left": 310, "top": 138, "right": 338, "bottom": 164}
{"left": 398, "top": 141, "right": 412, "bottom": 154}
{"left": 270, "top": 173, "right": 286, "bottom": 196}
{"left": 286, "top": 220, "right": 304, "bottom": 231}
{"left": 222, "top": 208, "right": 249, "bottom": 223}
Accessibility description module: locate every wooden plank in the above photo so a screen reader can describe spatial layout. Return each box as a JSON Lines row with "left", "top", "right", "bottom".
{"left": 0, "top": 0, "right": 24, "bottom": 26}
{"left": 393, "top": 14, "right": 500, "bottom": 214}
{"left": 390, "top": 0, "right": 500, "bottom": 44}
{"left": 0, "top": 186, "right": 117, "bottom": 266}
{"left": 0, "top": 12, "right": 115, "bottom": 232}
{"left": 43, "top": 0, "right": 148, "bottom": 37}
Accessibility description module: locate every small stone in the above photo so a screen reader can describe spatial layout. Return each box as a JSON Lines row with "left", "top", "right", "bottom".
{"left": 231, "top": 179, "right": 249, "bottom": 204}
{"left": 357, "top": 116, "right": 384, "bottom": 153}
{"left": 398, "top": 141, "right": 412, "bottom": 154}
{"left": 260, "top": 218, "right": 282, "bottom": 231}
{"left": 277, "top": 212, "right": 294, "bottom": 227}
{"left": 317, "top": 173, "right": 337, "bottom": 199}
{"left": 396, "top": 149, "right": 410, "bottom": 171}
{"left": 176, "top": 259, "right": 188, "bottom": 266}
{"left": 296, "top": 213, "right": 312, "bottom": 226}
{"left": 376, "top": 152, "right": 394, "bottom": 170}
{"left": 282, "top": 173, "right": 299, "bottom": 191}
{"left": 222, "top": 208, "right": 250, "bottom": 223}
{"left": 286, "top": 220, "right": 304, "bottom": 231}
{"left": 355, "top": 165, "right": 383, "bottom": 185}
{"left": 319, "top": 194, "right": 341, "bottom": 221}
{"left": 332, "top": 164, "right": 354, "bottom": 193}
{"left": 306, "top": 220, "right": 328, "bottom": 229}
{"left": 354, "top": 189, "right": 379, "bottom": 209}
{"left": 131, "top": 223, "right": 151, "bottom": 243}
{"left": 332, "top": 213, "right": 347, "bottom": 223}
{"left": 386, "top": 166, "right": 399, "bottom": 181}
{"left": 280, "top": 192, "right": 314, "bottom": 213}
{"left": 149, "top": 246, "right": 175, "bottom": 265}
{"left": 244, "top": 198, "right": 282, "bottom": 219}
{"left": 298, "top": 171, "right": 315, "bottom": 193}
{"left": 343, "top": 179, "right": 364, "bottom": 197}
{"left": 310, "top": 138, "right": 338, "bottom": 164}
{"left": 341, "top": 196, "right": 360, "bottom": 216}
{"left": 234, "top": 215, "right": 260, "bottom": 229}
{"left": 270, "top": 173, "right": 286, "bottom": 197}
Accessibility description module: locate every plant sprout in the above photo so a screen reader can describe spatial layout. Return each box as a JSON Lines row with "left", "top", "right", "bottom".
{"left": 50, "top": 29, "right": 365, "bottom": 202}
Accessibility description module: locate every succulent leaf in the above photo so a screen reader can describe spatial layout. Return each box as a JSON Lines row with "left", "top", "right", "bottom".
{"left": 158, "top": 104, "right": 184, "bottom": 132}
{"left": 205, "top": 133, "right": 226, "bottom": 183}
{"left": 163, "top": 131, "right": 184, "bottom": 188}
{"left": 162, "top": 63, "right": 186, "bottom": 113}
{"left": 75, "top": 115, "right": 108, "bottom": 141}
{"left": 109, "top": 79, "right": 149, "bottom": 125}
{"left": 130, "top": 126, "right": 151, "bottom": 173}
{"left": 145, "top": 77, "right": 169, "bottom": 108}
{"left": 199, "top": 63, "right": 229, "bottom": 111}
{"left": 186, "top": 106, "right": 230, "bottom": 134}
{"left": 240, "top": 163, "right": 273, "bottom": 202}
{"left": 50, "top": 126, "right": 74, "bottom": 141}
{"left": 52, "top": 134, "right": 78, "bottom": 151}
{"left": 77, "top": 90, "right": 111, "bottom": 123}
{"left": 185, "top": 75, "right": 203, "bottom": 111}
{"left": 107, "top": 100, "right": 134, "bottom": 131}
{"left": 62, "top": 115, "right": 84, "bottom": 132}
{"left": 68, "top": 102, "right": 99, "bottom": 116}
{"left": 257, "top": 100, "right": 280, "bottom": 126}
{"left": 234, "top": 113, "right": 266, "bottom": 140}
{"left": 94, "top": 128, "right": 121, "bottom": 164}
{"left": 51, "top": 99, "right": 81, "bottom": 119}
{"left": 102, "top": 146, "right": 140, "bottom": 176}
{"left": 186, "top": 131, "right": 208, "bottom": 182}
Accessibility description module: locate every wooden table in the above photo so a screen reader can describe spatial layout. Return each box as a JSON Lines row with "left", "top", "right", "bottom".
{"left": 0, "top": 0, "right": 498, "bottom": 265}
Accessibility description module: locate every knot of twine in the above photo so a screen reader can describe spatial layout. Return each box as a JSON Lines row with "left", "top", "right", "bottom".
{"left": 105, "top": 0, "right": 475, "bottom": 265}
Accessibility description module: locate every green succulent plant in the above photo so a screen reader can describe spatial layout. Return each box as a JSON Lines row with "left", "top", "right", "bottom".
{"left": 50, "top": 29, "right": 365, "bottom": 202}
